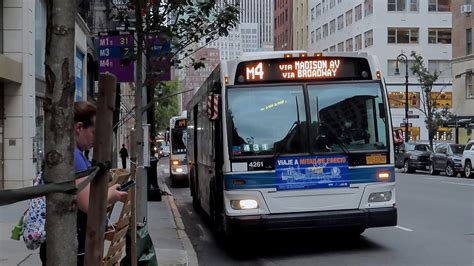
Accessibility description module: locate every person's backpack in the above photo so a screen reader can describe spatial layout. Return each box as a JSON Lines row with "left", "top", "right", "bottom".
{"left": 22, "top": 172, "right": 46, "bottom": 250}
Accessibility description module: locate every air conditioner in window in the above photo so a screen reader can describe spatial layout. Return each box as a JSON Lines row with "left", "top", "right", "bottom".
{"left": 461, "top": 4, "right": 472, "bottom": 14}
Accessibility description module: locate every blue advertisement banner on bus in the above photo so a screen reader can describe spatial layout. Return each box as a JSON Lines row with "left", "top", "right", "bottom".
{"left": 275, "top": 155, "right": 350, "bottom": 190}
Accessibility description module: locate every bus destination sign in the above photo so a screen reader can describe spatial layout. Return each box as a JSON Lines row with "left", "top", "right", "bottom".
{"left": 175, "top": 119, "right": 187, "bottom": 128}
{"left": 234, "top": 57, "right": 372, "bottom": 84}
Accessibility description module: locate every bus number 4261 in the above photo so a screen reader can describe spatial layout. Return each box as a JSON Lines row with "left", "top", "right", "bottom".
{"left": 246, "top": 62, "right": 264, "bottom": 80}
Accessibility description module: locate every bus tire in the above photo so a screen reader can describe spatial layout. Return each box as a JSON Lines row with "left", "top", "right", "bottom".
{"left": 209, "top": 185, "right": 225, "bottom": 237}
{"left": 189, "top": 168, "right": 201, "bottom": 210}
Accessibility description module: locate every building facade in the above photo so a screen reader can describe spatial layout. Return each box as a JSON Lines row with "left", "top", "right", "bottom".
{"left": 274, "top": 0, "right": 293, "bottom": 50}
{"left": 208, "top": 0, "right": 274, "bottom": 60}
{"left": 1, "top": 0, "right": 36, "bottom": 189}
{"left": 294, "top": 0, "right": 309, "bottom": 50}
{"left": 451, "top": 0, "right": 473, "bottom": 144}
{"left": 180, "top": 48, "right": 220, "bottom": 112}
{"left": 308, "top": 0, "right": 453, "bottom": 142}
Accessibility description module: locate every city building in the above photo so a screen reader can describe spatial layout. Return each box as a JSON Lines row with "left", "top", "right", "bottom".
{"left": 451, "top": 0, "right": 473, "bottom": 144}
{"left": 180, "top": 48, "right": 220, "bottom": 112}
{"left": 208, "top": 0, "right": 274, "bottom": 60}
{"left": 294, "top": 0, "right": 309, "bottom": 50}
{"left": 274, "top": 0, "right": 293, "bottom": 50}
{"left": 0, "top": 0, "right": 35, "bottom": 189}
{"left": 308, "top": 0, "right": 453, "bottom": 142}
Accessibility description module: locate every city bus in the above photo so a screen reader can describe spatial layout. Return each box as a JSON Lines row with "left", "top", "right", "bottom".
{"left": 169, "top": 114, "right": 188, "bottom": 187}
{"left": 186, "top": 51, "right": 397, "bottom": 237}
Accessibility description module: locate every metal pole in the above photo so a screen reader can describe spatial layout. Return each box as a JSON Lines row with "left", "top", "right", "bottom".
{"left": 404, "top": 57, "right": 409, "bottom": 142}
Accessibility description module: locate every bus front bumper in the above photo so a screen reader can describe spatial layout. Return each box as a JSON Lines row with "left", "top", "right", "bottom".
{"left": 226, "top": 207, "right": 397, "bottom": 232}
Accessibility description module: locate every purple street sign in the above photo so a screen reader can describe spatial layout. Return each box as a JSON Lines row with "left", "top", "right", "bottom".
{"left": 98, "top": 31, "right": 135, "bottom": 83}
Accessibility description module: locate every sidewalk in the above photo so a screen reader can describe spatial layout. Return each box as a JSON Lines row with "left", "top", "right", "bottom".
{"left": 148, "top": 179, "right": 198, "bottom": 266}
{"left": 0, "top": 165, "right": 197, "bottom": 266}
{"left": 0, "top": 201, "right": 41, "bottom": 265}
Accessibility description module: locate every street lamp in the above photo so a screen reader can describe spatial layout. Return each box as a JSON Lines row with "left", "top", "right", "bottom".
{"left": 395, "top": 53, "right": 410, "bottom": 142}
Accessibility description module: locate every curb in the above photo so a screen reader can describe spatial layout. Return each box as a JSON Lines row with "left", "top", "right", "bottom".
{"left": 159, "top": 180, "right": 199, "bottom": 266}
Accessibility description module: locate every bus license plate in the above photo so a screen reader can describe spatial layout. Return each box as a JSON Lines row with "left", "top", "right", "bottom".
{"left": 366, "top": 154, "right": 387, "bottom": 165}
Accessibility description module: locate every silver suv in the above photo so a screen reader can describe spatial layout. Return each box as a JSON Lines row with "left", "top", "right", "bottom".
{"left": 462, "top": 140, "right": 474, "bottom": 178}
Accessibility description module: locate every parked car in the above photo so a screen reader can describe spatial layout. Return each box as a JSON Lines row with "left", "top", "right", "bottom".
{"left": 159, "top": 145, "right": 170, "bottom": 157}
{"left": 395, "top": 142, "right": 433, "bottom": 173}
{"left": 429, "top": 143, "right": 465, "bottom": 177}
{"left": 462, "top": 140, "right": 474, "bottom": 178}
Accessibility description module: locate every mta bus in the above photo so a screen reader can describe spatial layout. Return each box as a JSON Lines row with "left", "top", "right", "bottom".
{"left": 169, "top": 114, "right": 188, "bottom": 187}
{"left": 186, "top": 51, "right": 397, "bottom": 236}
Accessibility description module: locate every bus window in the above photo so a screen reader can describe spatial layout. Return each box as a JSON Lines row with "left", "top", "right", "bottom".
{"left": 227, "top": 85, "right": 307, "bottom": 156}
{"left": 308, "top": 82, "right": 388, "bottom": 152}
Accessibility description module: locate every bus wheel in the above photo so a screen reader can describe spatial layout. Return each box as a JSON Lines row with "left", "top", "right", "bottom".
{"left": 210, "top": 188, "right": 225, "bottom": 237}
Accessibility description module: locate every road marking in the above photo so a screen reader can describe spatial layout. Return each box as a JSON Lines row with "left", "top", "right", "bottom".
{"left": 395, "top": 225, "right": 413, "bottom": 232}
{"left": 441, "top": 181, "right": 474, "bottom": 187}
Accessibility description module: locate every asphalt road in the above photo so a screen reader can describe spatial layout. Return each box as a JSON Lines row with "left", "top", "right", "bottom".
{"left": 157, "top": 158, "right": 474, "bottom": 266}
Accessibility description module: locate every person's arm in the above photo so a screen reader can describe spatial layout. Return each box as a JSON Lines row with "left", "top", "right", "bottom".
{"left": 75, "top": 177, "right": 128, "bottom": 213}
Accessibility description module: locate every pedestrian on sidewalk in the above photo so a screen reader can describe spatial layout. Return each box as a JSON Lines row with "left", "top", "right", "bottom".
{"left": 39, "top": 101, "right": 127, "bottom": 266}
{"left": 119, "top": 144, "right": 129, "bottom": 169}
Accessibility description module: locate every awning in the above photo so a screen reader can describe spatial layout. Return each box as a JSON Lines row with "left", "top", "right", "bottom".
{"left": 0, "top": 54, "right": 22, "bottom": 84}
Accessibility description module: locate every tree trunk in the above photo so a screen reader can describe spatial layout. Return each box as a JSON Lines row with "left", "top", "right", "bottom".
{"left": 134, "top": 0, "right": 147, "bottom": 223}
{"left": 44, "top": 1, "right": 77, "bottom": 265}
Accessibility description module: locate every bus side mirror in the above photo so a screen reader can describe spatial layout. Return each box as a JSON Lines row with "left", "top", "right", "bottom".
{"left": 378, "top": 103, "right": 386, "bottom": 119}
{"left": 207, "top": 94, "right": 220, "bottom": 121}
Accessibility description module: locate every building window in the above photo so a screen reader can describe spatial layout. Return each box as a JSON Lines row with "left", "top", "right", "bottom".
{"left": 35, "top": 0, "right": 47, "bottom": 79}
{"left": 355, "top": 5, "right": 362, "bottom": 21}
{"left": 428, "top": 28, "right": 452, "bottom": 44}
{"left": 355, "top": 34, "right": 362, "bottom": 51}
{"left": 428, "top": 60, "right": 451, "bottom": 78}
{"left": 364, "top": 29, "right": 373, "bottom": 47}
{"left": 323, "top": 23, "right": 328, "bottom": 38}
{"left": 388, "top": 0, "right": 419, "bottom": 11}
{"left": 337, "top": 15, "right": 344, "bottom": 30}
{"left": 346, "top": 10, "right": 353, "bottom": 26}
{"left": 387, "top": 59, "right": 416, "bottom": 76}
{"left": 323, "top": 0, "right": 327, "bottom": 12}
{"left": 316, "top": 4, "right": 322, "bottom": 18}
{"left": 467, "top": 28, "right": 472, "bottom": 55}
{"left": 311, "top": 7, "right": 315, "bottom": 20}
{"left": 337, "top": 42, "right": 344, "bottom": 51}
{"left": 364, "top": 0, "right": 373, "bottom": 16}
{"left": 330, "top": 19, "right": 336, "bottom": 35}
{"left": 330, "top": 0, "right": 336, "bottom": 8}
{"left": 467, "top": 73, "right": 473, "bottom": 98}
{"left": 286, "top": 9, "right": 288, "bottom": 21}
{"left": 316, "top": 27, "right": 322, "bottom": 41}
{"left": 311, "top": 30, "right": 315, "bottom": 44}
{"left": 388, "top": 92, "right": 420, "bottom": 108}
{"left": 330, "top": 45, "right": 336, "bottom": 51}
{"left": 428, "top": 0, "right": 451, "bottom": 12}
{"left": 387, "top": 28, "right": 419, "bottom": 44}
{"left": 346, "top": 38, "right": 353, "bottom": 51}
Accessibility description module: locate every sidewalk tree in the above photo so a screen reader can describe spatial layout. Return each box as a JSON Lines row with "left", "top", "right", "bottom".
{"left": 410, "top": 51, "right": 454, "bottom": 148}
{"left": 44, "top": 0, "right": 77, "bottom": 264}
{"left": 124, "top": 0, "right": 239, "bottom": 222}
{"left": 154, "top": 80, "right": 180, "bottom": 132}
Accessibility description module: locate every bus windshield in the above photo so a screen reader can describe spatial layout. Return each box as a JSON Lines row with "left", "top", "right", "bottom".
{"left": 227, "top": 82, "right": 388, "bottom": 157}
{"left": 171, "top": 128, "right": 187, "bottom": 154}
{"left": 227, "top": 85, "right": 307, "bottom": 156}
{"left": 309, "top": 82, "right": 388, "bottom": 152}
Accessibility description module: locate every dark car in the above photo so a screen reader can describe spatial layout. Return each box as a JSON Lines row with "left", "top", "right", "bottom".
{"left": 395, "top": 142, "right": 433, "bottom": 173}
{"left": 429, "top": 143, "right": 466, "bottom": 177}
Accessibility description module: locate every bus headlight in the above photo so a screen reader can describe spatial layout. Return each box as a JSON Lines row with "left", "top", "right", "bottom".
{"left": 230, "top": 199, "right": 258, "bottom": 210}
{"left": 175, "top": 168, "right": 183, "bottom": 173}
{"left": 368, "top": 191, "right": 392, "bottom": 202}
